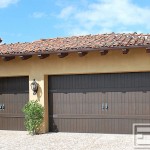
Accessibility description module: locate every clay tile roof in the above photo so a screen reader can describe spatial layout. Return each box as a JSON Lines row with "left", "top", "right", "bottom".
{"left": 0, "top": 33, "right": 150, "bottom": 56}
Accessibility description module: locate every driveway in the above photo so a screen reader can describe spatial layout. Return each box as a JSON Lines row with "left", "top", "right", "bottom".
{"left": 0, "top": 130, "right": 139, "bottom": 150}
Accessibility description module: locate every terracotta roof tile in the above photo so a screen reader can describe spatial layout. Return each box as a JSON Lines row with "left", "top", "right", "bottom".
{"left": 0, "top": 33, "right": 150, "bottom": 56}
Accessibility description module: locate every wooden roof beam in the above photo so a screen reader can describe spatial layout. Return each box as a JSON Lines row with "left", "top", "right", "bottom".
{"left": 38, "top": 54, "right": 49, "bottom": 59}
{"left": 122, "top": 49, "right": 129, "bottom": 54}
{"left": 100, "top": 50, "right": 108, "bottom": 55}
{"left": 2, "top": 56, "right": 15, "bottom": 61}
{"left": 146, "top": 47, "right": 150, "bottom": 53}
{"left": 78, "top": 51, "right": 88, "bottom": 57}
{"left": 19, "top": 55, "right": 32, "bottom": 60}
{"left": 57, "top": 53, "right": 68, "bottom": 58}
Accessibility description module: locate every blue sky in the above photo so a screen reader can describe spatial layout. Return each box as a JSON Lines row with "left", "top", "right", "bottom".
{"left": 0, "top": 0, "right": 150, "bottom": 44}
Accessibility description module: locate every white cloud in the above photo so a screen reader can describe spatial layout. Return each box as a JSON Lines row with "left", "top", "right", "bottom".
{"left": 57, "top": 0, "right": 150, "bottom": 35}
{"left": 32, "top": 12, "right": 47, "bottom": 18}
{"left": 58, "top": 6, "right": 75, "bottom": 19}
{"left": 0, "top": 0, "right": 19, "bottom": 8}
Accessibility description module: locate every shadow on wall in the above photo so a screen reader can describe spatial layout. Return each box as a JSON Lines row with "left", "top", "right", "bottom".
{"left": 37, "top": 83, "right": 42, "bottom": 101}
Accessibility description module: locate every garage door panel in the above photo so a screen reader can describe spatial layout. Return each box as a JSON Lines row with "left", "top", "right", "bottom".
{"left": 51, "top": 92, "right": 106, "bottom": 116}
{"left": 49, "top": 73, "right": 150, "bottom": 134}
{"left": 0, "top": 93, "right": 28, "bottom": 115}
{"left": 109, "top": 92, "right": 150, "bottom": 116}
{"left": 0, "top": 117, "right": 25, "bottom": 130}
{"left": 0, "top": 77, "right": 29, "bottom": 131}
{"left": 52, "top": 118, "right": 147, "bottom": 134}
{"left": 49, "top": 74, "right": 150, "bottom": 93}
{"left": 52, "top": 117, "right": 150, "bottom": 134}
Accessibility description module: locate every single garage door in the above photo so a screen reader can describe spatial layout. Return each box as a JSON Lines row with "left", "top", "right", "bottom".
{"left": 0, "top": 77, "right": 29, "bottom": 130}
{"left": 48, "top": 73, "right": 150, "bottom": 134}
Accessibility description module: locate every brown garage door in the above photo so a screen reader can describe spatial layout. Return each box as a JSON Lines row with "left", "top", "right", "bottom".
{"left": 0, "top": 77, "right": 29, "bottom": 130}
{"left": 48, "top": 73, "right": 150, "bottom": 134}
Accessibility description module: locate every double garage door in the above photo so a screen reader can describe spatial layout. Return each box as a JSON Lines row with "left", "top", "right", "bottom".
{"left": 49, "top": 72, "right": 150, "bottom": 134}
{"left": 0, "top": 77, "right": 28, "bottom": 130}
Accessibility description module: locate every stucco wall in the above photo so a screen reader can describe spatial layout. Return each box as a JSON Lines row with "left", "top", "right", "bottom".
{"left": 0, "top": 47, "right": 149, "bottom": 132}
{"left": 0, "top": 48, "right": 149, "bottom": 77}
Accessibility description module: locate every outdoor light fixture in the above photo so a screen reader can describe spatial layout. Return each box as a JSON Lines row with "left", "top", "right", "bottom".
{"left": 31, "top": 79, "right": 38, "bottom": 95}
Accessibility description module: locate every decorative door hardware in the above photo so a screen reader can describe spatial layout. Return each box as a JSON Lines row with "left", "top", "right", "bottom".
{"left": 105, "top": 103, "right": 108, "bottom": 110}
{"left": 0, "top": 104, "right": 5, "bottom": 110}
{"left": 102, "top": 103, "right": 105, "bottom": 110}
{"left": 101, "top": 103, "right": 108, "bottom": 110}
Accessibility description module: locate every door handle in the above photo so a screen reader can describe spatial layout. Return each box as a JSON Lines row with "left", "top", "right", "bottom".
{"left": 0, "top": 104, "right": 2, "bottom": 110}
{"left": 105, "top": 103, "right": 108, "bottom": 110}
{"left": 102, "top": 103, "right": 105, "bottom": 110}
{"left": 0, "top": 104, "right": 5, "bottom": 110}
{"left": 2, "top": 104, "right": 5, "bottom": 110}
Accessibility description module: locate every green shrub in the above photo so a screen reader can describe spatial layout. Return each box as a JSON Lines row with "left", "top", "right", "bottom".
{"left": 22, "top": 100, "right": 44, "bottom": 135}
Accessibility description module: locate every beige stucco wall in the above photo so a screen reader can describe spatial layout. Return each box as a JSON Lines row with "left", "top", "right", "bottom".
{"left": 0, "top": 48, "right": 150, "bottom": 77}
{"left": 0, "top": 47, "right": 150, "bottom": 132}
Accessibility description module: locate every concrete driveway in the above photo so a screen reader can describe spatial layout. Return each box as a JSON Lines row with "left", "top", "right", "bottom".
{"left": 0, "top": 130, "right": 139, "bottom": 150}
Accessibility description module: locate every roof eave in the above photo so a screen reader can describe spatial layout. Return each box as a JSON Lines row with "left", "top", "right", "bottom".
{"left": 0, "top": 45, "right": 150, "bottom": 57}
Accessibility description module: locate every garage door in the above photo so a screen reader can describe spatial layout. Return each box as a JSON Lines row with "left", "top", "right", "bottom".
{"left": 0, "top": 77, "right": 29, "bottom": 130}
{"left": 48, "top": 73, "right": 150, "bottom": 134}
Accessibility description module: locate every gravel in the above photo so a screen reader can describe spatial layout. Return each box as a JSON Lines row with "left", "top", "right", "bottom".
{"left": 0, "top": 130, "right": 136, "bottom": 150}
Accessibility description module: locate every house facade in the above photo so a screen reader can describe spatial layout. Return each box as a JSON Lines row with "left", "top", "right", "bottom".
{"left": 0, "top": 33, "right": 150, "bottom": 134}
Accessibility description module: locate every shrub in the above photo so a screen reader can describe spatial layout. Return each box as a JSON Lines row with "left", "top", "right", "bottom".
{"left": 22, "top": 100, "right": 44, "bottom": 135}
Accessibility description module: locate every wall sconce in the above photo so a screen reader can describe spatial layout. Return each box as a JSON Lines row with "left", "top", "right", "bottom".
{"left": 31, "top": 79, "right": 38, "bottom": 95}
